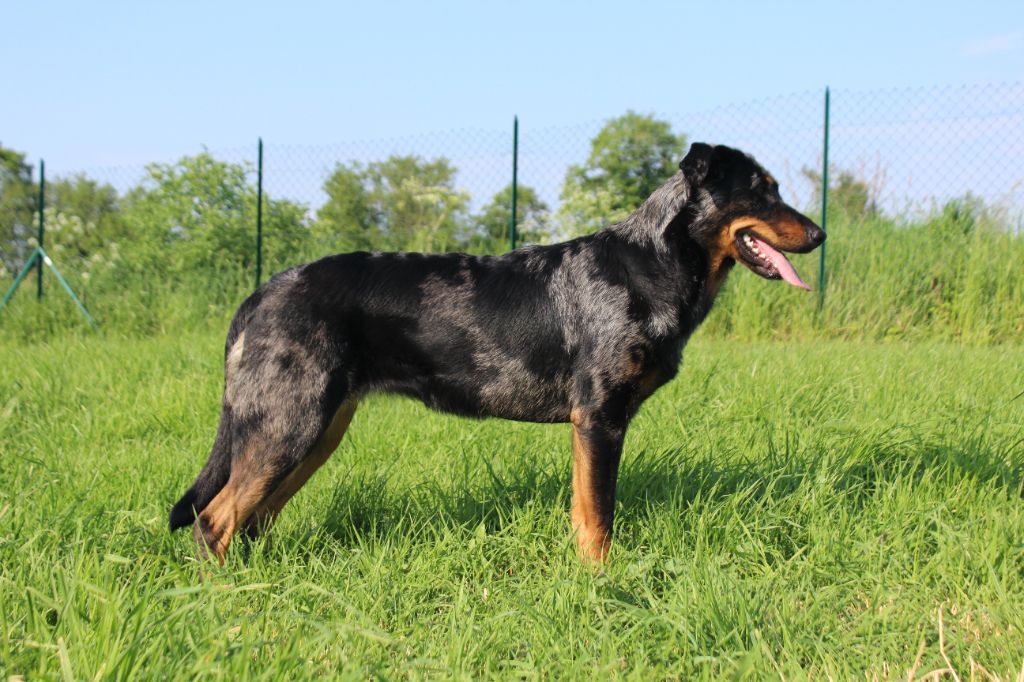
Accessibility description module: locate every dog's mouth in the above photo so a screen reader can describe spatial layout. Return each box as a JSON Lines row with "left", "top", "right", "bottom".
{"left": 734, "top": 229, "right": 811, "bottom": 290}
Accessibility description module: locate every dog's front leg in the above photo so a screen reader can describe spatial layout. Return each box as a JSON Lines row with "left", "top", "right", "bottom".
{"left": 570, "top": 410, "right": 627, "bottom": 563}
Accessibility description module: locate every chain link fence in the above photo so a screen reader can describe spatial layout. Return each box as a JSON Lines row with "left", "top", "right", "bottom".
{"left": 1, "top": 82, "right": 1022, "bottom": 334}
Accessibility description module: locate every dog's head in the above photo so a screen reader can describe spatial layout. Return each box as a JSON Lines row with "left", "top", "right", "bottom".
{"left": 677, "top": 143, "right": 825, "bottom": 290}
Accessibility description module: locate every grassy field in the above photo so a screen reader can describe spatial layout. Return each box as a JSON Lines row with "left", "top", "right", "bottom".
{"left": 1, "top": 331, "right": 1023, "bottom": 679}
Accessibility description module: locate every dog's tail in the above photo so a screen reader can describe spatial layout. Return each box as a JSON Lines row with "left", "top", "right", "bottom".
{"left": 169, "top": 287, "right": 266, "bottom": 532}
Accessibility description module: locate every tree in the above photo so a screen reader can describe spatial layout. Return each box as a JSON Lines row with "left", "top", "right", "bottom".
{"left": 315, "top": 155, "right": 469, "bottom": 253}
{"left": 314, "top": 163, "right": 375, "bottom": 253}
{"left": 558, "top": 112, "right": 687, "bottom": 236}
{"left": 470, "top": 184, "right": 551, "bottom": 252}
{"left": 0, "top": 144, "right": 36, "bottom": 276}
{"left": 19, "top": 176, "right": 128, "bottom": 294}
{"left": 47, "top": 175, "right": 126, "bottom": 256}
{"left": 802, "top": 165, "right": 878, "bottom": 220}
{"left": 1, "top": 157, "right": 133, "bottom": 284}
{"left": 122, "top": 152, "right": 308, "bottom": 277}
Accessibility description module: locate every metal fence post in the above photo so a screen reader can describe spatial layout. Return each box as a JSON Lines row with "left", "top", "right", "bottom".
{"left": 255, "top": 137, "right": 264, "bottom": 289}
{"left": 818, "top": 87, "right": 830, "bottom": 309}
{"left": 509, "top": 116, "right": 518, "bottom": 251}
{"left": 37, "top": 160, "right": 45, "bottom": 300}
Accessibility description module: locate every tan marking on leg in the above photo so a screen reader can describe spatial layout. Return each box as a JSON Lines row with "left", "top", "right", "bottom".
{"left": 570, "top": 417, "right": 611, "bottom": 563}
{"left": 244, "top": 400, "right": 358, "bottom": 537}
{"left": 194, "top": 449, "right": 274, "bottom": 563}
{"left": 622, "top": 349, "right": 662, "bottom": 403}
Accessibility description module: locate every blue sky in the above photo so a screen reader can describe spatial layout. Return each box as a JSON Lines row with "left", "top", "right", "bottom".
{"left": 3, "top": 0, "right": 1022, "bottom": 173}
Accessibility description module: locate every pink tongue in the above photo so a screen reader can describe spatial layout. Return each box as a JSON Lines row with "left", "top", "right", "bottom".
{"left": 752, "top": 236, "right": 811, "bottom": 290}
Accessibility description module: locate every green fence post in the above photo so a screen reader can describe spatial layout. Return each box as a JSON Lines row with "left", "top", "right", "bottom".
{"left": 37, "top": 160, "right": 45, "bottom": 300}
{"left": 509, "top": 116, "right": 518, "bottom": 251}
{"left": 818, "top": 87, "right": 830, "bottom": 309}
{"left": 255, "top": 137, "right": 264, "bottom": 289}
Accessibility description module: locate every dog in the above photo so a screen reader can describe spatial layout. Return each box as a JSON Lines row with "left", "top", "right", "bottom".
{"left": 169, "top": 142, "right": 825, "bottom": 564}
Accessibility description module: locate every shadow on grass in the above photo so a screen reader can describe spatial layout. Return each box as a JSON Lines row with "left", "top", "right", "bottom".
{"left": 619, "top": 424, "right": 1024, "bottom": 519}
{"left": 316, "top": 452, "right": 570, "bottom": 547}
{"left": 311, "top": 424, "right": 1023, "bottom": 550}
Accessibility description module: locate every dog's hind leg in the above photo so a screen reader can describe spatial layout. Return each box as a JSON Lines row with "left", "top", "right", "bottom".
{"left": 192, "top": 435, "right": 280, "bottom": 563}
{"left": 570, "top": 409, "right": 627, "bottom": 563}
{"left": 194, "top": 393, "right": 356, "bottom": 563}
{"left": 242, "top": 399, "right": 357, "bottom": 540}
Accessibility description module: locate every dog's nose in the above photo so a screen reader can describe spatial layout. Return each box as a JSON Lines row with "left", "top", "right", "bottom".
{"left": 808, "top": 227, "right": 826, "bottom": 246}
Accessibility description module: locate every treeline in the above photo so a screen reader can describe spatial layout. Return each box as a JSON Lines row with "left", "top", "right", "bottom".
{"left": 1, "top": 112, "right": 1022, "bottom": 342}
{"left": 0, "top": 112, "right": 692, "bottom": 284}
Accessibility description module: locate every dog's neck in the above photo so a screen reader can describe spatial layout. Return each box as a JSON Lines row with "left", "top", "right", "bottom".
{"left": 597, "top": 211, "right": 734, "bottom": 344}
{"left": 669, "top": 226, "right": 735, "bottom": 328}
{"left": 609, "top": 174, "right": 734, "bottom": 300}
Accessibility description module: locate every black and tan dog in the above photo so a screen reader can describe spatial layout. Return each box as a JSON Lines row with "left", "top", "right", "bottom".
{"left": 169, "top": 142, "right": 825, "bottom": 563}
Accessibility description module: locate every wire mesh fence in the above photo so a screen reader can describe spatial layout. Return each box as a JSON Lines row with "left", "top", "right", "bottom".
{"left": 829, "top": 84, "right": 1024, "bottom": 218}
{"left": 1, "top": 82, "right": 1022, "bottom": 333}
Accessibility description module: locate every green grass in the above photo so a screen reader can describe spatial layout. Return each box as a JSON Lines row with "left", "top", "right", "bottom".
{"left": 1, "top": 332, "right": 1023, "bottom": 679}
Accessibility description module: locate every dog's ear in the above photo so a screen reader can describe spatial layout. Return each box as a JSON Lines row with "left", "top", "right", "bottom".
{"left": 618, "top": 147, "right": 708, "bottom": 245}
{"left": 680, "top": 143, "right": 713, "bottom": 187}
